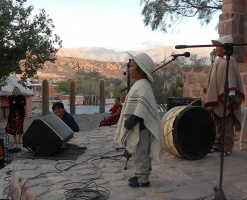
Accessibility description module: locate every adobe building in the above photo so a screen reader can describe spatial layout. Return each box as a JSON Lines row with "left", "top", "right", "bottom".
{"left": 0, "top": 76, "right": 34, "bottom": 119}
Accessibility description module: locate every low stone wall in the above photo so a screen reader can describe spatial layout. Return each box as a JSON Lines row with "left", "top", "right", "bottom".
{"left": 182, "top": 63, "right": 247, "bottom": 106}
{"left": 182, "top": 63, "right": 247, "bottom": 139}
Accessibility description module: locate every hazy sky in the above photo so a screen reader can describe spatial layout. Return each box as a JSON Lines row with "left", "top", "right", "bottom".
{"left": 26, "top": 0, "right": 220, "bottom": 55}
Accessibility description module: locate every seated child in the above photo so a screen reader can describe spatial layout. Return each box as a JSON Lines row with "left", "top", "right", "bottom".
{"left": 99, "top": 97, "right": 122, "bottom": 127}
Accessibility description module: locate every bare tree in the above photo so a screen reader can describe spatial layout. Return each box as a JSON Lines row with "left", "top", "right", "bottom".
{"left": 140, "top": 0, "right": 222, "bottom": 32}
{"left": 152, "top": 57, "right": 182, "bottom": 111}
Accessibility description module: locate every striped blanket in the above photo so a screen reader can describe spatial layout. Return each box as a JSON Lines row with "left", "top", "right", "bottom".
{"left": 114, "top": 79, "right": 164, "bottom": 161}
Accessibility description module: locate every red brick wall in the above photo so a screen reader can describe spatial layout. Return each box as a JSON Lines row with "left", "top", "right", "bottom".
{"left": 32, "top": 85, "right": 57, "bottom": 97}
{"left": 0, "top": 95, "right": 32, "bottom": 119}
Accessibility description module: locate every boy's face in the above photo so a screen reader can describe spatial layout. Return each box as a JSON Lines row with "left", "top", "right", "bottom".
{"left": 129, "top": 59, "right": 142, "bottom": 80}
{"left": 215, "top": 42, "right": 224, "bottom": 58}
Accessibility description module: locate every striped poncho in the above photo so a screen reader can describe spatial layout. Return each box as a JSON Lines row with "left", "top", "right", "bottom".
{"left": 114, "top": 79, "right": 165, "bottom": 161}
{"left": 204, "top": 56, "right": 245, "bottom": 131}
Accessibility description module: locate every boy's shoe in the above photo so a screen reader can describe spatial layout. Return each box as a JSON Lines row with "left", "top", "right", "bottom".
{"left": 128, "top": 176, "right": 139, "bottom": 182}
{"left": 128, "top": 179, "right": 150, "bottom": 187}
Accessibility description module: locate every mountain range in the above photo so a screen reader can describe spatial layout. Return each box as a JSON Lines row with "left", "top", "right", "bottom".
{"left": 57, "top": 47, "right": 169, "bottom": 63}
{"left": 36, "top": 56, "right": 126, "bottom": 82}
{"left": 35, "top": 46, "right": 211, "bottom": 82}
{"left": 57, "top": 46, "right": 212, "bottom": 63}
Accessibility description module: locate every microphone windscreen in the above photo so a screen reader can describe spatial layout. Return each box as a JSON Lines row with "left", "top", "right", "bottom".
{"left": 184, "top": 52, "right": 190, "bottom": 57}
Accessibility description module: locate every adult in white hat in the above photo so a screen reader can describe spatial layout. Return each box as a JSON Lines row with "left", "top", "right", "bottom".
{"left": 115, "top": 52, "right": 164, "bottom": 187}
{"left": 203, "top": 35, "right": 245, "bottom": 156}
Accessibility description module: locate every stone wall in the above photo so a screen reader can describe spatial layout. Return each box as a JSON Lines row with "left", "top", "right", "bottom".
{"left": 219, "top": 0, "right": 247, "bottom": 62}
{"left": 182, "top": 63, "right": 247, "bottom": 106}
{"left": 182, "top": 0, "right": 247, "bottom": 99}
{"left": 182, "top": 63, "right": 247, "bottom": 140}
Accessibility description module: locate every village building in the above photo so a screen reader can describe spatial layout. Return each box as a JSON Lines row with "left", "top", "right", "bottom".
{"left": 0, "top": 76, "right": 34, "bottom": 119}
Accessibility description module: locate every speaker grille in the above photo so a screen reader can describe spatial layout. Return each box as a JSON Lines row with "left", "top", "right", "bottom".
{"left": 167, "top": 97, "right": 202, "bottom": 111}
{"left": 23, "top": 114, "right": 73, "bottom": 156}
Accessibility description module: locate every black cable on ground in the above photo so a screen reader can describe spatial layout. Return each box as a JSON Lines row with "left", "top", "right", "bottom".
{"left": 64, "top": 181, "right": 110, "bottom": 200}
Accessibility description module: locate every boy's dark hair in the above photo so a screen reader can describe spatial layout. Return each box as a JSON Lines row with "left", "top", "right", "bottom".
{"left": 52, "top": 102, "right": 64, "bottom": 111}
{"left": 135, "top": 66, "right": 142, "bottom": 73}
{"left": 115, "top": 97, "right": 120, "bottom": 101}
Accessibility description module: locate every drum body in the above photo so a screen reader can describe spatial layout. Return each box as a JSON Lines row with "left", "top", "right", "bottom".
{"left": 162, "top": 106, "right": 216, "bottom": 160}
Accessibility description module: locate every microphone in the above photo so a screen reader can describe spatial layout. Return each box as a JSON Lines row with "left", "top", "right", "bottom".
{"left": 123, "top": 68, "right": 130, "bottom": 75}
{"left": 123, "top": 59, "right": 131, "bottom": 75}
{"left": 171, "top": 52, "right": 190, "bottom": 57}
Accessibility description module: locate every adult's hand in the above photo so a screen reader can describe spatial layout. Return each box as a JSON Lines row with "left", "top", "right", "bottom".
{"left": 206, "top": 107, "right": 213, "bottom": 112}
{"left": 228, "top": 95, "right": 237, "bottom": 107}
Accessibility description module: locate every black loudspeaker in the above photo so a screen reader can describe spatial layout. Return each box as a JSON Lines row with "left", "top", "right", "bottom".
{"left": 23, "top": 114, "right": 73, "bottom": 157}
{"left": 167, "top": 97, "right": 202, "bottom": 111}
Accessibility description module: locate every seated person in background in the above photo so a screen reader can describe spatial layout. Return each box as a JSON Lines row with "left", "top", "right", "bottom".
{"left": 52, "top": 102, "right": 80, "bottom": 132}
{"left": 99, "top": 97, "right": 122, "bottom": 127}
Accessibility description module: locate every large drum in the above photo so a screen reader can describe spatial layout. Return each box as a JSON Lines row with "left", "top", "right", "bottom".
{"left": 162, "top": 105, "right": 216, "bottom": 160}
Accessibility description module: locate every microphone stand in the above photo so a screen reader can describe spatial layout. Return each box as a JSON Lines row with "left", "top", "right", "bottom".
{"left": 175, "top": 42, "right": 247, "bottom": 200}
{"left": 152, "top": 56, "right": 177, "bottom": 73}
{"left": 126, "top": 59, "right": 131, "bottom": 92}
{"left": 121, "top": 59, "right": 132, "bottom": 170}
{"left": 101, "top": 60, "right": 132, "bottom": 170}
{"left": 121, "top": 56, "right": 178, "bottom": 92}
{"left": 121, "top": 59, "right": 132, "bottom": 93}
{"left": 100, "top": 148, "right": 132, "bottom": 170}
{"left": 214, "top": 44, "right": 232, "bottom": 200}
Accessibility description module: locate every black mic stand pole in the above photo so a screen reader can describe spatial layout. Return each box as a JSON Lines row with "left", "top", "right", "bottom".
{"left": 101, "top": 60, "right": 132, "bottom": 170}
{"left": 121, "top": 56, "right": 178, "bottom": 93}
{"left": 213, "top": 43, "right": 233, "bottom": 200}
{"left": 152, "top": 56, "right": 177, "bottom": 73}
{"left": 122, "top": 59, "right": 132, "bottom": 170}
{"left": 175, "top": 42, "right": 247, "bottom": 200}
{"left": 121, "top": 59, "right": 132, "bottom": 93}
{"left": 100, "top": 148, "right": 131, "bottom": 170}
{"left": 126, "top": 59, "right": 131, "bottom": 92}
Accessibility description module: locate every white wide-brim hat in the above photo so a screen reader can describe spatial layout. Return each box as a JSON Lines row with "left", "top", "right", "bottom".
{"left": 211, "top": 35, "right": 233, "bottom": 45}
{"left": 127, "top": 52, "right": 155, "bottom": 83}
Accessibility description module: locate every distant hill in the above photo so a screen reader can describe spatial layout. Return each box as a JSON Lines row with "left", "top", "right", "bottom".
{"left": 57, "top": 47, "right": 169, "bottom": 63}
{"left": 37, "top": 47, "right": 169, "bottom": 82}
{"left": 36, "top": 56, "right": 126, "bottom": 82}
{"left": 57, "top": 46, "right": 212, "bottom": 63}
{"left": 35, "top": 46, "right": 211, "bottom": 83}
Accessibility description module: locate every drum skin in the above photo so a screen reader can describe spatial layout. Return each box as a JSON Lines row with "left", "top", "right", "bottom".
{"left": 162, "top": 106, "right": 216, "bottom": 160}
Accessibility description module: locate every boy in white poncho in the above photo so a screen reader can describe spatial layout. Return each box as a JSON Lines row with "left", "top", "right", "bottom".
{"left": 203, "top": 35, "right": 244, "bottom": 156}
{"left": 114, "top": 52, "right": 165, "bottom": 187}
